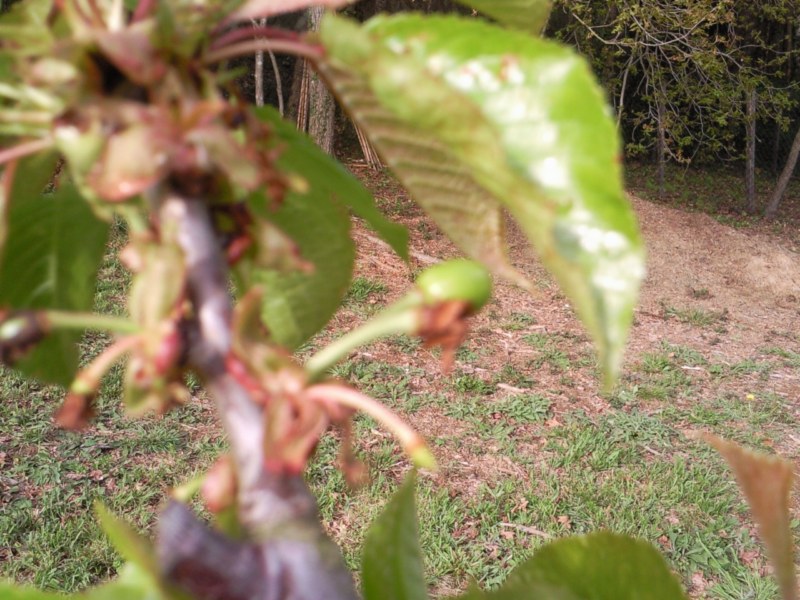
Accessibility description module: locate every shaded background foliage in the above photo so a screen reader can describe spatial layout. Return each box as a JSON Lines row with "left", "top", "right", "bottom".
{"left": 5, "top": 0, "right": 794, "bottom": 214}
{"left": 224, "top": 0, "right": 800, "bottom": 218}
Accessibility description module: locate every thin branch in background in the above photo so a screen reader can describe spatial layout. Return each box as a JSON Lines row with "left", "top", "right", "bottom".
{"left": 203, "top": 39, "right": 322, "bottom": 65}
{"left": 296, "top": 59, "right": 310, "bottom": 132}
{"left": 211, "top": 24, "right": 301, "bottom": 51}
{"left": 254, "top": 19, "right": 266, "bottom": 108}
{"left": 268, "top": 48, "right": 284, "bottom": 116}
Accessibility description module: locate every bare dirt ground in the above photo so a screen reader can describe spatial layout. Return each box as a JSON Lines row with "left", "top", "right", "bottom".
{"left": 313, "top": 166, "right": 800, "bottom": 596}
{"left": 343, "top": 169, "right": 800, "bottom": 455}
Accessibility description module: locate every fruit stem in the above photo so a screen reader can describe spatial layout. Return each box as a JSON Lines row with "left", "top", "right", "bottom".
{"left": 304, "top": 294, "right": 421, "bottom": 382}
{"left": 305, "top": 383, "right": 436, "bottom": 470}
{"left": 44, "top": 310, "right": 141, "bottom": 335}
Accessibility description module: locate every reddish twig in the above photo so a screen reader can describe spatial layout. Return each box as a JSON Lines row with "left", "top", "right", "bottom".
{"left": 210, "top": 25, "right": 301, "bottom": 51}
{"left": 0, "top": 138, "right": 54, "bottom": 167}
{"left": 204, "top": 39, "right": 323, "bottom": 64}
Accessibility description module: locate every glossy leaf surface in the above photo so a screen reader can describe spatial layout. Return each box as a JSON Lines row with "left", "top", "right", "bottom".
{"left": 0, "top": 179, "right": 109, "bottom": 385}
{"left": 320, "top": 14, "right": 645, "bottom": 384}
{"left": 455, "top": 532, "right": 687, "bottom": 600}
{"left": 255, "top": 106, "right": 408, "bottom": 261}
{"left": 362, "top": 472, "right": 428, "bottom": 600}
{"left": 453, "top": 0, "right": 552, "bottom": 35}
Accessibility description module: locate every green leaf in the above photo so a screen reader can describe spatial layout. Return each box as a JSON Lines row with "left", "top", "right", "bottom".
{"left": 0, "top": 583, "right": 63, "bottom": 600}
{"left": 362, "top": 472, "right": 428, "bottom": 600}
{"left": 453, "top": 0, "right": 552, "bottom": 35}
{"left": 317, "top": 27, "right": 532, "bottom": 294}
{"left": 454, "top": 532, "right": 688, "bottom": 600}
{"left": 319, "top": 14, "right": 645, "bottom": 386}
{"left": 254, "top": 105, "right": 408, "bottom": 261}
{"left": 0, "top": 562, "right": 174, "bottom": 600}
{"left": 94, "top": 507, "right": 189, "bottom": 600}
{"left": 82, "top": 563, "right": 172, "bottom": 600}
{"left": 0, "top": 180, "right": 109, "bottom": 385}
{"left": 243, "top": 186, "right": 355, "bottom": 350}
{"left": 0, "top": 152, "right": 58, "bottom": 264}
{"left": 96, "top": 504, "right": 160, "bottom": 577}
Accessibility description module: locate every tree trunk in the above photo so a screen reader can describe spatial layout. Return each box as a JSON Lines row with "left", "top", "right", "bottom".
{"left": 765, "top": 123, "right": 800, "bottom": 219}
{"left": 745, "top": 88, "right": 757, "bottom": 214}
{"left": 772, "top": 120, "right": 782, "bottom": 175}
{"left": 657, "top": 97, "right": 666, "bottom": 200}
{"left": 254, "top": 19, "right": 266, "bottom": 108}
{"left": 306, "top": 7, "right": 336, "bottom": 154}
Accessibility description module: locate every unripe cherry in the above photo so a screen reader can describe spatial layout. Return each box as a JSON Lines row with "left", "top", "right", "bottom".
{"left": 415, "top": 259, "right": 492, "bottom": 312}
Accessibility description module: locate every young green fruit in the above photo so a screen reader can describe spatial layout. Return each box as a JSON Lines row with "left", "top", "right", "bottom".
{"left": 415, "top": 259, "right": 492, "bottom": 312}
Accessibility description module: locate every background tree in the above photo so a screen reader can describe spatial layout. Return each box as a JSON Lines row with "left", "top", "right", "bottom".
{"left": 551, "top": 0, "right": 798, "bottom": 210}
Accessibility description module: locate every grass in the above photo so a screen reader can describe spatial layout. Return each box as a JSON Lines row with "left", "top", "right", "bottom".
{"left": 345, "top": 276, "right": 388, "bottom": 307}
{"left": 625, "top": 161, "right": 800, "bottom": 229}
{"left": 2, "top": 221, "right": 799, "bottom": 599}
{"left": 661, "top": 302, "right": 729, "bottom": 329}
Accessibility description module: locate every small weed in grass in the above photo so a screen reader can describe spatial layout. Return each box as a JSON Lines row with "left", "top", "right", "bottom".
{"left": 502, "top": 312, "right": 537, "bottom": 331}
{"left": 659, "top": 342, "right": 707, "bottom": 367}
{"left": 688, "top": 286, "right": 712, "bottom": 300}
{"left": 387, "top": 334, "right": 421, "bottom": 355}
{"left": 345, "top": 276, "right": 388, "bottom": 306}
{"left": 451, "top": 373, "right": 495, "bottom": 396}
{"left": 522, "top": 332, "right": 550, "bottom": 349}
{"left": 494, "top": 394, "right": 551, "bottom": 423}
{"left": 661, "top": 302, "right": 728, "bottom": 328}
{"left": 455, "top": 345, "right": 481, "bottom": 363}
{"left": 494, "top": 364, "right": 536, "bottom": 389}
{"left": 708, "top": 359, "right": 773, "bottom": 380}
{"left": 762, "top": 346, "right": 800, "bottom": 368}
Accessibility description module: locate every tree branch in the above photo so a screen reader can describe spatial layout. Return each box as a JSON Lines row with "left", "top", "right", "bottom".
{"left": 157, "top": 189, "right": 357, "bottom": 600}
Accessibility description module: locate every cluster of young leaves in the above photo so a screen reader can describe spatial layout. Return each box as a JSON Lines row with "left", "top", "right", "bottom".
{"left": 552, "top": 0, "right": 798, "bottom": 163}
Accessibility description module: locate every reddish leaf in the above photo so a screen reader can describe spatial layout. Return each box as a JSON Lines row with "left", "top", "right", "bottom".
{"left": 87, "top": 123, "right": 171, "bottom": 201}
{"left": 93, "top": 22, "right": 167, "bottom": 86}
{"left": 704, "top": 434, "right": 797, "bottom": 600}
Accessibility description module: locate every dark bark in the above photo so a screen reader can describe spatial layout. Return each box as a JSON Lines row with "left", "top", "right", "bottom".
{"left": 765, "top": 123, "right": 800, "bottom": 219}
{"left": 306, "top": 7, "right": 335, "bottom": 154}
{"left": 745, "top": 89, "right": 757, "bottom": 214}
{"left": 657, "top": 97, "right": 666, "bottom": 200}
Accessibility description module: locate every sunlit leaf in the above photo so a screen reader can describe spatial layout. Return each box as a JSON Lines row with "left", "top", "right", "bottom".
{"left": 254, "top": 105, "right": 408, "bottom": 261}
{"left": 0, "top": 180, "right": 109, "bottom": 385}
{"left": 317, "top": 30, "right": 533, "bottom": 293}
{"left": 362, "top": 472, "right": 428, "bottom": 600}
{"left": 320, "top": 14, "right": 645, "bottom": 385}
{"left": 243, "top": 187, "right": 354, "bottom": 350}
{"left": 453, "top": 532, "right": 688, "bottom": 600}
{"left": 703, "top": 434, "right": 797, "bottom": 600}
{"left": 453, "top": 0, "right": 552, "bottom": 35}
